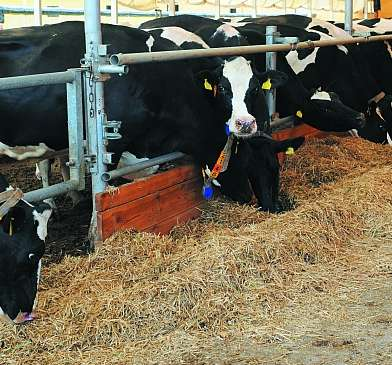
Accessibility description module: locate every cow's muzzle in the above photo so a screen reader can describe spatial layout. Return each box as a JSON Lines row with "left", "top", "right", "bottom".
{"left": 234, "top": 116, "right": 257, "bottom": 136}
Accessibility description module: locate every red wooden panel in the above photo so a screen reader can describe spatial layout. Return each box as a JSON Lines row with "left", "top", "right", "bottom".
{"left": 97, "top": 177, "right": 203, "bottom": 241}
{"left": 144, "top": 206, "right": 202, "bottom": 235}
{"left": 96, "top": 164, "right": 200, "bottom": 212}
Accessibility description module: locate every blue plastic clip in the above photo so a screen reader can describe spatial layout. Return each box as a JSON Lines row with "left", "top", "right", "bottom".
{"left": 202, "top": 184, "right": 214, "bottom": 200}
{"left": 225, "top": 125, "right": 230, "bottom": 136}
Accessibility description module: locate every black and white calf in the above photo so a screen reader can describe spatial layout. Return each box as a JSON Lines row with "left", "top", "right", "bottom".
{"left": 0, "top": 173, "right": 52, "bottom": 324}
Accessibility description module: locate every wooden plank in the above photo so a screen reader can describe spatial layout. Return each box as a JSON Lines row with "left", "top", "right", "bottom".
{"left": 96, "top": 164, "right": 200, "bottom": 212}
{"left": 97, "top": 177, "right": 203, "bottom": 241}
{"left": 0, "top": 189, "right": 23, "bottom": 219}
{"left": 145, "top": 206, "right": 202, "bottom": 235}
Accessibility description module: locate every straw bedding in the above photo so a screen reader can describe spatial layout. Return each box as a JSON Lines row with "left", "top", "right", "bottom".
{"left": 1, "top": 136, "right": 392, "bottom": 364}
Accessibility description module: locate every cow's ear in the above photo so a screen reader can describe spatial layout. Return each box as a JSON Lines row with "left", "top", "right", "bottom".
{"left": 257, "top": 70, "right": 288, "bottom": 89}
{"left": 196, "top": 69, "right": 220, "bottom": 91}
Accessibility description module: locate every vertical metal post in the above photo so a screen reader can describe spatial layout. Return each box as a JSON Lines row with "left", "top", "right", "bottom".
{"left": 308, "top": 0, "right": 313, "bottom": 17}
{"left": 330, "top": 0, "right": 334, "bottom": 20}
{"left": 215, "top": 0, "right": 221, "bottom": 19}
{"left": 265, "top": 26, "right": 277, "bottom": 120}
{"left": 344, "top": 0, "right": 353, "bottom": 35}
{"left": 66, "top": 69, "right": 85, "bottom": 191}
{"left": 169, "top": 0, "right": 176, "bottom": 16}
{"left": 252, "top": 0, "right": 257, "bottom": 18}
{"left": 364, "top": 0, "right": 368, "bottom": 19}
{"left": 111, "top": 0, "right": 118, "bottom": 24}
{"left": 33, "top": 0, "right": 42, "bottom": 26}
{"left": 84, "top": 0, "right": 108, "bottom": 246}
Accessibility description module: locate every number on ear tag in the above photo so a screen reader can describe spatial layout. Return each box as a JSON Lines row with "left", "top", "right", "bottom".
{"left": 262, "top": 78, "right": 272, "bottom": 90}
{"left": 204, "top": 79, "right": 213, "bottom": 91}
{"left": 296, "top": 110, "right": 303, "bottom": 118}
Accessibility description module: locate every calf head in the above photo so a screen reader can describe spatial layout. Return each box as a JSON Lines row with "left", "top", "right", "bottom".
{"left": 199, "top": 56, "right": 287, "bottom": 137}
{"left": 298, "top": 90, "right": 366, "bottom": 132}
{"left": 0, "top": 187, "right": 52, "bottom": 324}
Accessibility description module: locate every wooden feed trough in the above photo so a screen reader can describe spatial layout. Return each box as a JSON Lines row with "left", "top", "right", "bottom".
{"left": 95, "top": 123, "right": 330, "bottom": 241}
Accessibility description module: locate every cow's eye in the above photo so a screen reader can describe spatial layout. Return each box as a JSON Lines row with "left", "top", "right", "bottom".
{"left": 218, "top": 85, "right": 225, "bottom": 93}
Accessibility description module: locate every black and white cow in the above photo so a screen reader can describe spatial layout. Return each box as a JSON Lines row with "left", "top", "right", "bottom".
{"left": 234, "top": 16, "right": 392, "bottom": 143}
{"left": 0, "top": 173, "right": 52, "bottom": 324}
{"left": 141, "top": 15, "right": 367, "bottom": 134}
{"left": 0, "top": 22, "right": 282, "bottom": 209}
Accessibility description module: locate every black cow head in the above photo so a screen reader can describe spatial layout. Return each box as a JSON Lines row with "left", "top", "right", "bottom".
{"left": 0, "top": 177, "right": 52, "bottom": 325}
{"left": 297, "top": 90, "right": 366, "bottom": 132}
{"left": 198, "top": 57, "right": 287, "bottom": 137}
{"left": 357, "top": 98, "right": 392, "bottom": 145}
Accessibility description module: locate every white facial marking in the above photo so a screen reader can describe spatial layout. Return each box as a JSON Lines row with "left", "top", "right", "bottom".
{"left": 146, "top": 35, "right": 154, "bottom": 52}
{"left": 0, "top": 142, "right": 53, "bottom": 161}
{"left": 387, "top": 132, "right": 392, "bottom": 146}
{"left": 348, "top": 129, "right": 360, "bottom": 138}
{"left": 222, "top": 57, "right": 255, "bottom": 134}
{"left": 376, "top": 106, "right": 386, "bottom": 122}
{"left": 33, "top": 209, "right": 52, "bottom": 241}
{"left": 384, "top": 41, "right": 392, "bottom": 59}
{"left": 311, "top": 91, "right": 332, "bottom": 101}
{"left": 213, "top": 24, "right": 241, "bottom": 39}
{"left": 150, "top": 27, "right": 209, "bottom": 49}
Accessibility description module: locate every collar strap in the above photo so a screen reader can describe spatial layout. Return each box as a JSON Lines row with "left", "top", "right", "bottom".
{"left": 202, "top": 134, "right": 235, "bottom": 199}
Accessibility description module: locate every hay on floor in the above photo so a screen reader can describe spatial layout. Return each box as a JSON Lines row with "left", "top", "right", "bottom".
{"left": 1, "top": 136, "right": 392, "bottom": 365}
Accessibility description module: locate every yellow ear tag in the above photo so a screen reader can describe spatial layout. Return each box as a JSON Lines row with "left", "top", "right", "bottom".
{"left": 262, "top": 78, "right": 272, "bottom": 90}
{"left": 204, "top": 79, "right": 213, "bottom": 91}
{"left": 296, "top": 110, "right": 303, "bottom": 118}
{"left": 285, "top": 147, "right": 295, "bottom": 156}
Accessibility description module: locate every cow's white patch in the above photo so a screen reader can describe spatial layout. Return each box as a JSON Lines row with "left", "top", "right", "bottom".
{"left": 286, "top": 29, "right": 348, "bottom": 75}
{"left": 387, "top": 132, "right": 392, "bottom": 146}
{"left": 384, "top": 41, "right": 392, "bottom": 59}
{"left": 348, "top": 129, "right": 360, "bottom": 138}
{"left": 286, "top": 48, "right": 319, "bottom": 74}
{"left": 222, "top": 57, "right": 255, "bottom": 134}
{"left": 32, "top": 209, "right": 52, "bottom": 241}
{"left": 146, "top": 35, "right": 154, "bottom": 52}
{"left": 213, "top": 24, "right": 241, "bottom": 39}
{"left": 117, "top": 151, "right": 159, "bottom": 180}
{"left": 311, "top": 90, "right": 332, "bottom": 101}
{"left": 230, "top": 22, "right": 250, "bottom": 28}
{"left": 308, "top": 19, "right": 351, "bottom": 39}
{"left": 0, "top": 142, "right": 53, "bottom": 161}
{"left": 311, "top": 29, "right": 348, "bottom": 54}
{"left": 376, "top": 106, "right": 386, "bottom": 121}
{"left": 151, "top": 27, "right": 209, "bottom": 48}
{"left": 33, "top": 259, "right": 42, "bottom": 310}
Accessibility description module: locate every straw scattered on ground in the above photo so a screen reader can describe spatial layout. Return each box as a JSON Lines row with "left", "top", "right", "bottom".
{"left": 1, "top": 136, "right": 392, "bottom": 364}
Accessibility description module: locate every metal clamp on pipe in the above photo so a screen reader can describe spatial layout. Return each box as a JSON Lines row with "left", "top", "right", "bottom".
{"left": 97, "top": 64, "right": 129, "bottom": 76}
{"left": 103, "top": 120, "right": 122, "bottom": 140}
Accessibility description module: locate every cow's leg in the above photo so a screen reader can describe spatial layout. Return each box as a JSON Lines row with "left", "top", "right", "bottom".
{"left": 36, "top": 159, "right": 59, "bottom": 218}
{"left": 59, "top": 155, "right": 83, "bottom": 207}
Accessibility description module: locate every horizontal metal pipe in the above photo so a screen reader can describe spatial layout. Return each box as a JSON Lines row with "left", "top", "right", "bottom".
{"left": 111, "top": 34, "right": 392, "bottom": 65}
{"left": 23, "top": 180, "right": 79, "bottom": 203}
{"left": 102, "top": 152, "right": 186, "bottom": 182}
{"left": 97, "top": 64, "right": 129, "bottom": 75}
{"left": 0, "top": 70, "right": 75, "bottom": 90}
{"left": 0, "top": 5, "right": 263, "bottom": 18}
